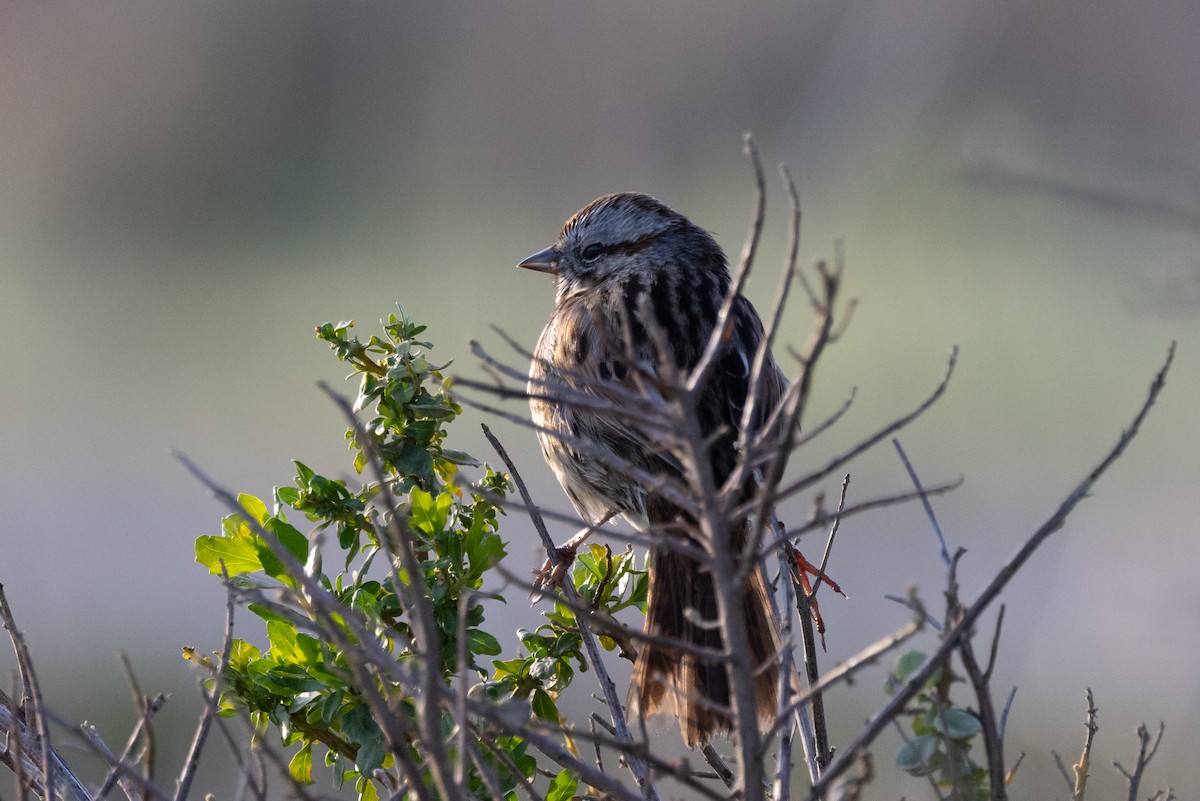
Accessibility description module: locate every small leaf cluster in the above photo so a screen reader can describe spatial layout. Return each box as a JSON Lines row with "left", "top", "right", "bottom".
{"left": 487, "top": 543, "right": 647, "bottom": 727}
{"left": 888, "top": 650, "right": 987, "bottom": 800}
{"left": 193, "top": 310, "right": 535, "bottom": 799}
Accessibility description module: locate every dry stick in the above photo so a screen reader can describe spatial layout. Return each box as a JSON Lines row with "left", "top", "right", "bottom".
{"left": 479, "top": 424, "right": 661, "bottom": 801}
{"left": 494, "top": 716, "right": 729, "bottom": 801}
{"left": 1074, "top": 688, "right": 1099, "bottom": 800}
{"left": 32, "top": 704, "right": 166, "bottom": 801}
{"left": 0, "top": 585, "right": 55, "bottom": 801}
{"left": 674, "top": 388, "right": 768, "bottom": 801}
{"left": 983, "top": 605, "right": 1006, "bottom": 682}
{"left": 208, "top": 719, "right": 260, "bottom": 801}
{"left": 3, "top": 683, "right": 30, "bottom": 801}
{"left": 633, "top": 268, "right": 769, "bottom": 798}
{"left": 761, "top": 479, "right": 963, "bottom": 554}
{"left": 731, "top": 162, "right": 802, "bottom": 473}
{"left": 455, "top": 730, "right": 509, "bottom": 801}
{"left": 491, "top": 558, "right": 741, "bottom": 671}
{"left": 892, "top": 440, "right": 952, "bottom": 568}
{"left": 895, "top": 438, "right": 1007, "bottom": 800}
{"left": 773, "top": 608, "right": 925, "bottom": 732}
{"left": 463, "top": 704, "right": 651, "bottom": 801}
{"left": 454, "top": 591, "right": 471, "bottom": 799}
{"left": 959, "top": 634, "right": 1006, "bottom": 800}
{"left": 174, "top": 574, "right": 236, "bottom": 801}
{"left": 787, "top": 475, "right": 851, "bottom": 772}
{"left": 469, "top": 727, "right": 547, "bottom": 801}
{"left": 740, "top": 187, "right": 842, "bottom": 789}
{"left": 94, "top": 691, "right": 168, "bottom": 800}
{"left": 807, "top": 474, "right": 849, "bottom": 604}
{"left": 775, "top": 556, "right": 805, "bottom": 796}
{"left": 80, "top": 723, "right": 171, "bottom": 801}
{"left": 1115, "top": 721, "right": 1166, "bottom": 801}
{"left": 792, "top": 387, "right": 856, "bottom": 450}
{"left": 687, "top": 132, "right": 765, "bottom": 396}
{"left": 998, "top": 686, "right": 1017, "bottom": 744}
{"left": 773, "top": 347, "right": 958, "bottom": 506}
{"left": 474, "top": 333, "right": 670, "bottom": 419}
{"left": 118, "top": 651, "right": 157, "bottom": 792}
{"left": 932, "top": 554, "right": 974, "bottom": 798}
{"left": 804, "top": 342, "right": 1175, "bottom": 800}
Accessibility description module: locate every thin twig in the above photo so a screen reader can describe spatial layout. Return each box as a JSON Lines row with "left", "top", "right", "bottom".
{"left": 892, "top": 438, "right": 952, "bottom": 567}
{"left": 94, "top": 691, "right": 168, "bottom": 801}
{"left": 1115, "top": 721, "right": 1165, "bottom": 801}
{"left": 808, "top": 473, "right": 849, "bottom": 602}
{"left": 773, "top": 597, "right": 925, "bottom": 733}
{"left": 174, "top": 572, "right": 236, "bottom": 801}
{"left": 1072, "top": 688, "right": 1100, "bottom": 801}
{"left": 774, "top": 347, "right": 958, "bottom": 505}
{"left": 82, "top": 723, "right": 169, "bottom": 801}
{"left": 999, "top": 685, "right": 1017, "bottom": 742}
{"left": 686, "top": 132, "right": 765, "bottom": 396}
{"left": 0, "top": 586, "right": 54, "bottom": 801}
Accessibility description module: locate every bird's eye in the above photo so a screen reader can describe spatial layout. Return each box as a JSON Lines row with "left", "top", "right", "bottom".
{"left": 580, "top": 242, "right": 605, "bottom": 263}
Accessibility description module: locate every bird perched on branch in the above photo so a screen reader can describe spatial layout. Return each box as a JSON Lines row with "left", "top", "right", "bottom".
{"left": 520, "top": 193, "right": 785, "bottom": 748}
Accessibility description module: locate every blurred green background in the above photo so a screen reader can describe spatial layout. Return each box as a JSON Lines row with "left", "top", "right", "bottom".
{"left": 1, "top": 2, "right": 1197, "bottom": 797}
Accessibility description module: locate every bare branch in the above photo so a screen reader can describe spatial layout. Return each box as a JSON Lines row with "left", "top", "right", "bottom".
{"left": 0, "top": 585, "right": 56, "bottom": 801}
{"left": 892, "top": 438, "right": 952, "bottom": 567}
{"left": 774, "top": 346, "right": 958, "bottom": 505}
{"left": 1070, "top": 688, "right": 1100, "bottom": 801}
{"left": 808, "top": 473, "right": 849, "bottom": 603}
{"left": 174, "top": 573, "right": 235, "bottom": 801}
{"left": 686, "top": 132, "right": 766, "bottom": 396}
{"left": 1114, "top": 721, "right": 1165, "bottom": 801}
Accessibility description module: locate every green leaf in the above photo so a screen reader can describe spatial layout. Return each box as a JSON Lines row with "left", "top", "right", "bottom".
{"left": 545, "top": 770, "right": 578, "bottom": 801}
{"left": 896, "top": 734, "right": 939, "bottom": 775}
{"left": 265, "top": 518, "right": 309, "bottom": 563}
{"left": 409, "top": 488, "right": 452, "bottom": 535}
{"left": 247, "top": 603, "right": 291, "bottom": 625}
{"left": 195, "top": 535, "right": 262, "bottom": 575}
{"left": 294, "top": 461, "right": 316, "bottom": 485}
{"left": 239, "top": 493, "right": 270, "bottom": 525}
{"left": 894, "top": 650, "right": 926, "bottom": 681}
{"left": 288, "top": 743, "right": 313, "bottom": 784}
{"left": 934, "top": 707, "right": 983, "bottom": 740}
{"left": 467, "top": 629, "right": 502, "bottom": 656}
{"left": 267, "top": 620, "right": 298, "bottom": 658}
{"left": 531, "top": 689, "right": 559, "bottom": 722}
{"left": 276, "top": 486, "right": 301, "bottom": 506}
{"left": 440, "top": 448, "right": 481, "bottom": 467}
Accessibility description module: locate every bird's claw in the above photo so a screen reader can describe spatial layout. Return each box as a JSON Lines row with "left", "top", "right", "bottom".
{"left": 530, "top": 543, "right": 579, "bottom": 603}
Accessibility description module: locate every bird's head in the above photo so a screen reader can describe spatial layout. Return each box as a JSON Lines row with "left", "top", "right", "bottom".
{"left": 518, "top": 193, "right": 726, "bottom": 300}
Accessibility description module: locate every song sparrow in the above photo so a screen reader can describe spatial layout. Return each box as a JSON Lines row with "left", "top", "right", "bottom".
{"left": 520, "top": 193, "right": 786, "bottom": 748}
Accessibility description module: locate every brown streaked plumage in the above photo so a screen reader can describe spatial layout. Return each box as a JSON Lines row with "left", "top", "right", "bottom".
{"left": 520, "top": 193, "right": 786, "bottom": 748}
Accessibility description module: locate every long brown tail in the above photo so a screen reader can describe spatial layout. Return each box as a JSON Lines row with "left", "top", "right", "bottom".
{"left": 630, "top": 541, "right": 781, "bottom": 749}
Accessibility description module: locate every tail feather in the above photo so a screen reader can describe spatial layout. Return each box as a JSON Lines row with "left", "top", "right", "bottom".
{"left": 630, "top": 540, "right": 780, "bottom": 749}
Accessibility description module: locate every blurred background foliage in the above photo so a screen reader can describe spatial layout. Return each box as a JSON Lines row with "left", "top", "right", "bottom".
{"left": 1, "top": 2, "right": 1196, "bottom": 797}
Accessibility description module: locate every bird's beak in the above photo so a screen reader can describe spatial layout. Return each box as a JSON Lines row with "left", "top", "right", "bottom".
{"left": 518, "top": 246, "right": 560, "bottom": 275}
